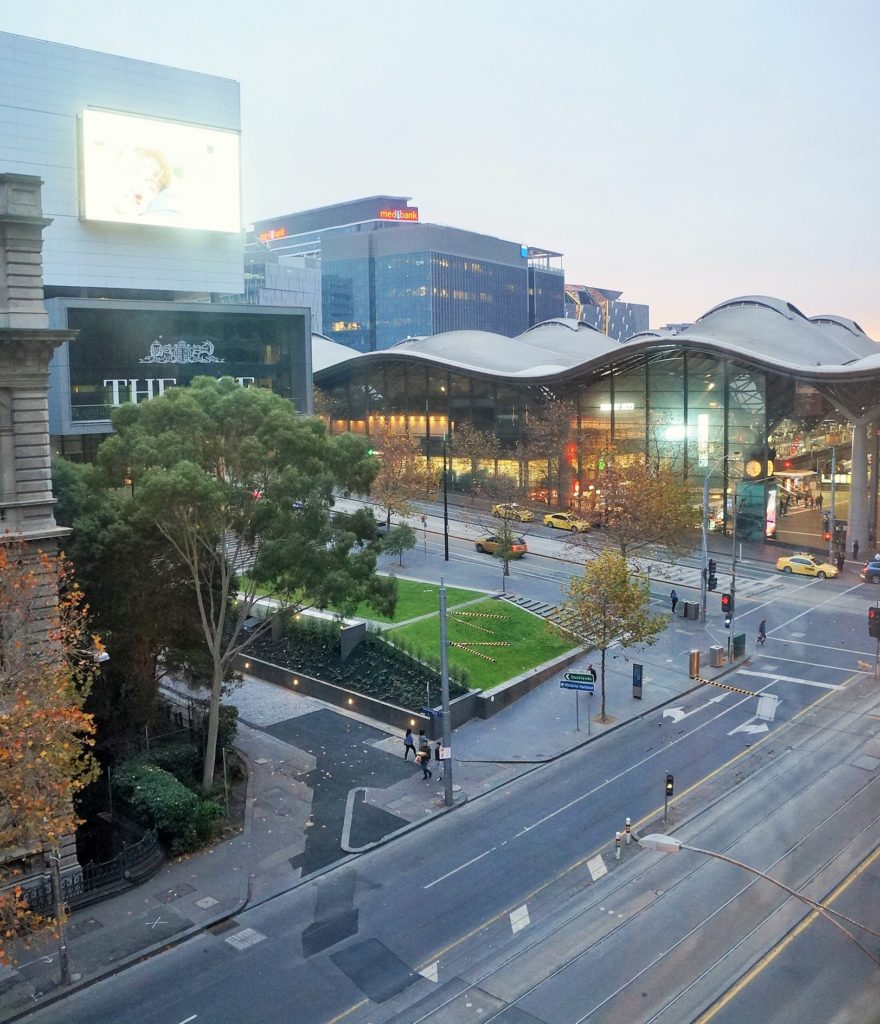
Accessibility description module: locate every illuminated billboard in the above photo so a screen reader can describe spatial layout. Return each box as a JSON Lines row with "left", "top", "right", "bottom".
{"left": 79, "top": 109, "right": 241, "bottom": 233}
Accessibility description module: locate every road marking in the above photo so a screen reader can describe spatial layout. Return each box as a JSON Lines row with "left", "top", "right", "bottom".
{"left": 177, "top": 1017, "right": 198, "bottom": 1024}
{"left": 424, "top": 847, "right": 497, "bottom": 889}
{"left": 727, "top": 717, "right": 769, "bottom": 736}
{"left": 419, "top": 961, "right": 439, "bottom": 983}
{"left": 764, "top": 636, "right": 879, "bottom": 658}
{"left": 739, "top": 669, "right": 843, "bottom": 690}
{"left": 510, "top": 904, "right": 530, "bottom": 934}
{"left": 224, "top": 927, "right": 266, "bottom": 951}
{"left": 587, "top": 855, "right": 607, "bottom": 881}
{"left": 696, "top": 844, "right": 880, "bottom": 1023}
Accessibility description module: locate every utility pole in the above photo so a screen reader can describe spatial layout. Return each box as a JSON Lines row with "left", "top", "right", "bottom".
{"left": 442, "top": 434, "right": 449, "bottom": 562}
{"left": 48, "top": 847, "right": 72, "bottom": 986}
{"left": 438, "top": 577, "right": 453, "bottom": 807}
{"left": 829, "top": 444, "right": 837, "bottom": 566}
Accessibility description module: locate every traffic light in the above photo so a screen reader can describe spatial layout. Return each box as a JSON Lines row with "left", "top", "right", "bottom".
{"left": 665, "top": 772, "right": 674, "bottom": 797}
{"left": 869, "top": 606, "right": 880, "bottom": 640}
{"left": 824, "top": 531, "right": 832, "bottom": 542}
{"left": 721, "top": 592, "right": 732, "bottom": 628}
{"left": 707, "top": 559, "right": 718, "bottom": 592}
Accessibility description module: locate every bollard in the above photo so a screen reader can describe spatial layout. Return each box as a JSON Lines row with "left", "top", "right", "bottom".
{"left": 625, "top": 817, "right": 631, "bottom": 845}
{"left": 615, "top": 831, "right": 621, "bottom": 860}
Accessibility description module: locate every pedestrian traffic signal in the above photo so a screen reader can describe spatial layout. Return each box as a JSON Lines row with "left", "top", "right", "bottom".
{"left": 869, "top": 606, "right": 880, "bottom": 640}
{"left": 823, "top": 531, "right": 831, "bottom": 542}
{"left": 665, "top": 772, "right": 674, "bottom": 797}
{"left": 721, "top": 592, "right": 732, "bottom": 627}
{"left": 708, "top": 559, "right": 718, "bottom": 592}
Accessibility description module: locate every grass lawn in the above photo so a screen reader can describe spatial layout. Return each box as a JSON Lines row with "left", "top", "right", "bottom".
{"left": 386, "top": 597, "right": 575, "bottom": 690}
{"left": 345, "top": 578, "right": 484, "bottom": 623}
{"left": 241, "top": 574, "right": 484, "bottom": 625}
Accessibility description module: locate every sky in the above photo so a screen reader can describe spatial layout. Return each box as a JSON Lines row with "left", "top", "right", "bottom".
{"left": 4, "top": 0, "right": 879, "bottom": 333}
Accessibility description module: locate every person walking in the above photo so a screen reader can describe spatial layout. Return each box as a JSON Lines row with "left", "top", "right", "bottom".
{"left": 417, "top": 740, "right": 432, "bottom": 780}
{"left": 852, "top": 539, "right": 860, "bottom": 561}
{"left": 670, "top": 589, "right": 678, "bottom": 615}
{"left": 434, "top": 739, "right": 444, "bottom": 780}
{"left": 836, "top": 550, "right": 845, "bottom": 573}
{"left": 817, "top": 493, "right": 823, "bottom": 510}
{"left": 757, "top": 619, "right": 767, "bottom": 646}
{"left": 403, "top": 728, "right": 417, "bottom": 760}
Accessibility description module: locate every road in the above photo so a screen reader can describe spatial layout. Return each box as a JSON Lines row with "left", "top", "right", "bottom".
{"left": 22, "top": 594, "right": 880, "bottom": 1024}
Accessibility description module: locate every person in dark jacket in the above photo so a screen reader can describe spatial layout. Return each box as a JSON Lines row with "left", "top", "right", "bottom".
{"left": 403, "top": 728, "right": 417, "bottom": 760}
{"left": 670, "top": 589, "right": 678, "bottom": 614}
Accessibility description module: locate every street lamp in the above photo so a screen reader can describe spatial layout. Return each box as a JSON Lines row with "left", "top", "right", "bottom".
{"left": 701, "top": 453, "right": 740, "bottom": 623}
{"left": 638, "top": 833, "right": 880, "bottom": 970}
{"left": 442, "top": 432, "right": 450, "bottom": 562}
{"left": 438, "top": 577, "right": 453, "bottom": 807}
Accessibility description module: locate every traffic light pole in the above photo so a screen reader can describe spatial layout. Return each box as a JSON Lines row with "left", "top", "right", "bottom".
{"left": 728, "top": 484, "right": 739, "bottom": 660}
{"left": 701, "top": 472, "right": 710, "bottom": 622}
{"left": 828, "top": 445, "right": 836, "bottom": 566}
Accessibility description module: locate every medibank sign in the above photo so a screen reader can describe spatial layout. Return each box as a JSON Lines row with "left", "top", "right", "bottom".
{"left": 378, "top": 207, "right": 419, "bottom": 222}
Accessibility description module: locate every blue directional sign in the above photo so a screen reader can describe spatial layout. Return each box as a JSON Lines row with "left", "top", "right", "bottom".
{"left": 561, "top": 679, "right": 595, "bottom": 693}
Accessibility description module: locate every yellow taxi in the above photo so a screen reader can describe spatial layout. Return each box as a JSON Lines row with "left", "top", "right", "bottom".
{"left": 776, "top": 552, "right": 839, "bottom": 579}
{"left": 543, "top": 511, "right": 591, "bottom": 533}
{"left": 475, "top": 534, "right": 528, "bottom": 557}
{"left": 491, "top": 502, "right": 535, "bottom": 523}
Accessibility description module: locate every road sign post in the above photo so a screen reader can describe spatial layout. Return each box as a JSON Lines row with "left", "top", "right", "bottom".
{"left": 561, "top": 675, "right": 596, "bottom": 734}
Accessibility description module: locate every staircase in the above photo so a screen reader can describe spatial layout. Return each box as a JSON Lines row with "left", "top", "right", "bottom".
{"left": 499, "top": 592, "right": 560, "bottom": 623}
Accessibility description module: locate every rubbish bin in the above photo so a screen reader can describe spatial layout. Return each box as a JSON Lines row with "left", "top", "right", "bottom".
{"left": 710, "top": 645, "right": 724, "bottom": 668}
{"left": 687, "top": 602, "right": 699, "bottom": 621}
{"left": 676, "top": 600, "right": 687, "bottom": 618}
{"left": 689, "top": 649, "right": 700, "bottom": 678}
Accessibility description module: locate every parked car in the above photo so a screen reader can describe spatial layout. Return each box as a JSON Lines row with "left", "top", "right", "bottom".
{"left": 491, "top": 502, "right": 535, "bottom": 523}
{"left": 475, "top": 534, "right": 528, "bottom": 557}
{"left": 543, "top": 511, "right": 591, "bottom": 533}
{"left": 860, "top": 559, "right": 880, "bottom": 583}
{"left": 775, "top": 553, "right": 838, "bottom": 579}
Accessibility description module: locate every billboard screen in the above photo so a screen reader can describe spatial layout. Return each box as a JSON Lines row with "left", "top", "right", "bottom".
{"left": 79, "top": 109, "right": 241, "bottom": 232}
{"left": 65, "top": 306, "right": 305, "bottom": 423}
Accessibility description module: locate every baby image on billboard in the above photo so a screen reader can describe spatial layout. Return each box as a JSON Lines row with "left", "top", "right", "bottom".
{"left": 79, "top": 109, "right": 241, "bottom": 233}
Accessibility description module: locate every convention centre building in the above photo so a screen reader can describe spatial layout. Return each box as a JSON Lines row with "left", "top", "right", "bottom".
{"left": 314, "top": 296, "right": 880, "bottom": 554}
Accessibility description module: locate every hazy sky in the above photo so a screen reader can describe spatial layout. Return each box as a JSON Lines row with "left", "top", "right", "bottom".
{"left": 4, "top": 0, "right": 879, "bottom": 333}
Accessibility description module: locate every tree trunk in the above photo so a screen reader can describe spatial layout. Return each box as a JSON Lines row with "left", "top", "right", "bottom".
{"left": 600, "top": 647, "right": 607, "bottom": 721}
{"left": 200, "top": 660, "right": 224, "bottom": 793}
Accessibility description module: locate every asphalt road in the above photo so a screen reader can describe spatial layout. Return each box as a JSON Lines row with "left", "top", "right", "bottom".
{"left": 22, "top": 578, "right": 880, "bottom": 1024}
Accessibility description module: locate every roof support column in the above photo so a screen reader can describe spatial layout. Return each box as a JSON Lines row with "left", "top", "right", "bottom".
{"left": 849, "top": 420, "right": 869, "bottom": 563}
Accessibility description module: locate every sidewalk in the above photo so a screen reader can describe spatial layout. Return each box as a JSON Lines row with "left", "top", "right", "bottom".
{"left": 0, "top": 557, "right": 750, "bottom": 1020}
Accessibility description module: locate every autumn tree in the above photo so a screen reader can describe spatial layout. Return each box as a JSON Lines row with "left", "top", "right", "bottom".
{"left": 0, "top": 544, "right": 100, "bottom": 964}
{"left": 449, "top": 421, "right": 499, "bottom": 500}
{"left": 521, "top": 398, "right": 578, "bottom": 506}
{"left": 367, "top": 420, "right": 437, "bottom": 525}
{"left": 382, "top": 523, "right": 417, "bottom": 566}
{"left": 97, "top": 376, "right": 395, "bottom": 793}
{"left": 584, "top": 452, "right": 700, "bottom": 560}
{"left": 552, "top": 550, "right": 666, "bottom": 720}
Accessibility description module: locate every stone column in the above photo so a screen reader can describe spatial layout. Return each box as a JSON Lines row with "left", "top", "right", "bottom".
{"left": 848, "top": 420, "right": 869, "bottom": 563}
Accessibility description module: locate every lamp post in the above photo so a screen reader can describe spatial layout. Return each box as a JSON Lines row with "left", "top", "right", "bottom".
{"left": 438, "top": 577, "right": 453, "bottom": 807}
{"left": 638, "top": 833, "right": 880, "bottom": 970}
{"left": 442, "top": 433, "right": 450, "bottom": 562}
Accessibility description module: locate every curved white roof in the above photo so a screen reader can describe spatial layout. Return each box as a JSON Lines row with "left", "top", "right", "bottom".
{"left": 315, "top": 297, "right": 880, "bottom": 388}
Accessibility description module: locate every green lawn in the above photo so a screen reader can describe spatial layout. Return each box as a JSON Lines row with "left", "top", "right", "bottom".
{"left": 386, "top": 598, "right": 575, "bottom": 689}
{"left": 345, "top": 578, "right": 484, "bottom": 623}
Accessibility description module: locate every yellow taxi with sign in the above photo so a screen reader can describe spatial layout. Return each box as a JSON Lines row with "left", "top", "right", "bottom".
{"left": 543, "top": 511, "right": 591, "bottom": 533}
{"left": 475, "top": 534, "right": 528, "bottom": 557}
{"left": 491, "top": 502, "right": 535, "bottom": 523}
{"left": 775, "top": 552, "right": 838, "bottom": 579}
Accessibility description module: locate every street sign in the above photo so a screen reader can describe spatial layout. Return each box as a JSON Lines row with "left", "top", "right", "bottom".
{"left": 564, "top": 670, "right": 597, "bottom": 683}
{"left": 561, "top": 679, "right": 595, "bottom": 693}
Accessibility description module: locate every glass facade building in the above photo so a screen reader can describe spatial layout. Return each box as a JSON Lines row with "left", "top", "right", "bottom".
{"left": 315, "top": 298, "right": 880, "bottom": 546}
{"left": 251, "top": 197, "right": 564, "bottom": 353}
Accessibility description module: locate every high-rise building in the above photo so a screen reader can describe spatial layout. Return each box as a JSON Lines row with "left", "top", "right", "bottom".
{"left": 251, "top": 197, "right": 565, "bottom": 351}
{"left": 564, "top": 284, "right": 649, "bottom": 340}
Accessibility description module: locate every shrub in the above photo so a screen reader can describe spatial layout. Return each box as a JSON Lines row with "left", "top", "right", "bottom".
{"left": 148, "top": 741, "right": 201, "bottom": 783}
{"left": 113, "top": 757, "right": 223, "bottom": 854}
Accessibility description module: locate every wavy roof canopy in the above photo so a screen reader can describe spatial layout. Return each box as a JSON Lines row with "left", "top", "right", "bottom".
{"left": 314, "top": 296, "right": 880, "bottom": 391}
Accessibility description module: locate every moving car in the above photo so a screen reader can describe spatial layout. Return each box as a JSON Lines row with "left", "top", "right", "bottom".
{"left": 860, "top": 558, "right": 880, "bottom": 583}
{"left": 543, "top": 511, "right": 590, "bottom": 533}
{"left": 475, "top": 534, "right": 528, "bottom": 557}
{"left": 775, "top": 552, "right": 839, "bottom": 579}
{"left": 491, "top": 502, "right": 535, "bottom": 522}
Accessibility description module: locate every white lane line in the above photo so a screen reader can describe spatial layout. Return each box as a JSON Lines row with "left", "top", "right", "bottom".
{"left": 766, "top": 580, "right": 867, "bottom": 633}
{"left": 424, "top": 847, "right": 497, "bottom": 889}
{"left": 764, "top": 636, "right": 880, "bottom": 658}
{"left": 738, "top": 669, "right": 843, "bottom": 690}
{"left": 755, "top": 652, "right": 864, "bottom": 673}
{"left": 178, "top": 1017, "right": 198, "bottom": 1024}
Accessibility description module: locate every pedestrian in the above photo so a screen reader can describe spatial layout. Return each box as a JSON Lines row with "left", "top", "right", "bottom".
{"left": 417, "top": 741, "right": 432, "bottom": 779}
{"left": 836, "top": 550, "right": 844, "bottom": 573}
{"left": 403, "top": 728, "right": 417, "bottom": 760}
{"left": 852, "top": 539, "right": 859, "bottom": 561}
{"left": 670, "top": 589, "right": 678, "bottom": 615}
{"left": 757, "top": 619, "right": 766, "bottom": 646}
{"left": 817, "top": 493, "right": 823, "bottom": 510}
{"left": 418, "top": 729, "right": 427, "bottom": 751}
{"left": 434, "top": 739, "right": 444, "bottom": 780}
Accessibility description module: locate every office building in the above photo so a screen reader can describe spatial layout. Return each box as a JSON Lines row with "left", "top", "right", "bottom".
{"left": 0, "top": 31, "right": 312, "bottom": 461}
{"left": 252, "top": 196, "right": 565, "bottom": 352}
{"left": 564, "top": 284, "right": 649, "bottom": 340}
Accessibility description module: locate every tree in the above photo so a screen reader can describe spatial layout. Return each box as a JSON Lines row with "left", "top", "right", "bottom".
{"left": 487, "top": 516, "right": 522, "bottom": 583}
{"left": 368, "top": 420, "right": 437, "bottom": 524}
{"left": 520, "top": 398, "right": 578, "bottom": 506}
{"left": 449, "top": 422, "right": 498, "bottom": 500}
{"left": 552, "top": 551, "right": 666, "bottom": 720}
{"left": 382, "top": 523, "right": 417, "bottom": 566}
{"left": 97, "top": 376, "right": 395, "bottom": 793}
{"left": 52, "top": 458, "right": 209, "bottom": 750}
{"left": 0, "top": 544, "right": 100, "bottom": 964}
{"left": 585, "top": 453, "right": 700, "bottom": 560}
